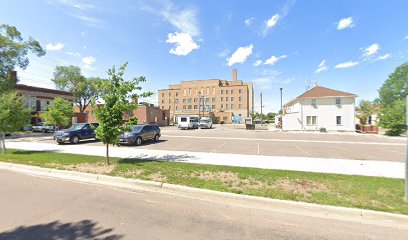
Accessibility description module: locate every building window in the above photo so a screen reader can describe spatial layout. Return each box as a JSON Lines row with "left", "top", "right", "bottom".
{"left": 336, "top": 98, "right": 341, "bottom": 105}
{"left": 183, "top": 99, "right": 186, "bottom": 103}
{"left": 336, "top": 116, "right": 342, "bottom": 125}
{"left": 212, "top": 88, "right": 215, "bottom": 95}
{"left": 221, "top": 104, "right": 224, "bottom": 109}
{"left": 226, "top": 97, "right": 229, "bottom": 102}
{"left": 212, "top": 105, "right": 216, "bottom": 109}
{"left": 212, "top": 98, "right": 216, "bottom": 102}
{"left": 306, "top": 116, "right": 317, "bottom": 125}
{"left": 239, "top": 89, "right": 242, "bottom": 94}
{"left": 194, "top": 98, "right": 198, "bottom": 103}
{"left": 161, "top": 100, "right": 164, "bottom": 104}
{"left": 221, "top": 90, "right": 224, "bottom": 94}
{"left": 169, "top": 106, "right": 171, "bottom": 110}
{"left": 183, "top": 105, "right": 186, "bottom": 110}
{"left": 194, "top": 105, "right": 198, "bottom": 109}
{"left": 221, "top": 97, "right": 224, "bottom": 102}
{"left": 206, "top": 105, "right": 210, "bottom": 111}
{"left": 231, "top": 104, "right": 234, "bottom": 109}
{"left": 226, "top": 90, "right": 229, "bottom": 94}
{"left": 223, "top": 117, "right": 227, "bottom": 121}
{"left": 188, "top": 98, "right": 192, "bottom": 103}
{"left": 161, "top": 106, "right": 164, "bottom": 110}
{"left": 205, "top": 98, "right": 210, "bottom": 103}
{"left": 200, "top": 97, "right": 204, "bottom": 103}
{"left": 231, "top": 97, "right": 234, "bottom": 101}
{"left": 189, "top": 88, "right": 191, "bottom": 95}
{"left": 239, "top": 96, "right": 242, "bottom": 102}
{"left": 239, "top": 104, "right": 242, "bottom": 109}
{"left": 311, "top": 99, "right": 317, "bottom": 106}
{"left": 176, "top": 106, "right": 178, "bottom": 110}
{"left": 226, "top": 104, "right": 229, "bottom": 109}
{"left": 176, "top": 93, "right": 179, "bottom": 97}
{"left": 169, "top": 93, "right": 172, "bottom": 97}
{"left": 231, "top": 90, "right": 234, "bottom": 94}
{"left": 188, "top": 105, "right": 192, "bottom": 110}
{"left": 169, "top": 99, "right": 171, "bottom": 104}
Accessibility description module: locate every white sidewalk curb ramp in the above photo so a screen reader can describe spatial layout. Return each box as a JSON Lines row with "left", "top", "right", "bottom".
{"left": 1, "top": 161, "right": 408, "bottom": 230}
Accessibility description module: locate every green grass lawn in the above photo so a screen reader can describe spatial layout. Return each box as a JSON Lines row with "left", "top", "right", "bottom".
{"left": 1, "top": 149, "right": 407, "bottom": 215}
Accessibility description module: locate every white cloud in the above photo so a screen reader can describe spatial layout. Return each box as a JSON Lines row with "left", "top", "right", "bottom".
{"left": 244, "top": 17, "right": 255, "bottom": 26}
{"left": 166, "top": 32, "right": 199, "bottom": 56}
{"left": 253, "top": 78, "right": 273, "bottom": 90}
{"left": 266, "top": 14, "right": 280, "bottom": 28}
{"left": 160, "top": 3, "right": 199, "bottom": 36}
{"left": 253, "top": 60, "right": 262, "bottom": 66}
{"left": 334, "top": 61, "right": 359, "bottom": 69}
{"left": 72, "top": 15, "right": 107, "bottom": 29}
{"left": 404, "top": 36, "right": 408, "bottom": 40}
{"left": 46, "top": 43, "right": 65, "bottom": 51}
{"left": 373, "top": 53, "right": 391, "bottom": 61}
{"left": 337, "top": 17, "right": 354, "bottom": 30}
{"left": 226, "top": 44, "right": 253, "bottom": 66}
{"left": 45, "top": 0, "right": 94, "bottom": 11}
{"left": 66, "top": 51, "right": 81, "bottom": 57}
{"left": 217, "top": 49, "right": 230, "bottom": 58}
{"left": 363, "top": 43, "right": 380, "bottom": 57}
{"left": 315, "top": 60, "right": 328, "bottom": 73}
{"left": 82, "top": 56, "right": 96, "bottom": 69}
{"left": 264, "top": 55, "right": 287, "bottom": 65}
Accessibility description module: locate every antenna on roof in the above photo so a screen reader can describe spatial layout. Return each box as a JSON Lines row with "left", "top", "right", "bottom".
{"left": 305, "top": 76, "right": 311, "bottom": 91}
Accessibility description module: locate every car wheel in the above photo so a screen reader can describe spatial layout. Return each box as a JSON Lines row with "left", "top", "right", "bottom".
{"left": 70, "top": 135, "right": 80, "bottom": 144}
{"left": 42, "top": 129, "right": 47, "bottom": 133}
{"left": 135, "top": 137, "right": 142, "bottom": 146}
{"left": 154, "top": 134, "right": 160, "bottom": 142}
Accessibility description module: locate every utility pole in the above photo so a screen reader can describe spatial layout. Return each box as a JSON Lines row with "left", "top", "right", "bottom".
{"left": 260, "top": 92, "right": 263, "bottom": 124}
{"left": 280, "top": 88, "right": 283, "bottom": 129}
{"left": 405, "top": 96, "right": 408, "bottom": 199}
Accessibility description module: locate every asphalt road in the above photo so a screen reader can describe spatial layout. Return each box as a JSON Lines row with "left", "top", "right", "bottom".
{"left": 1, "top": 170, "right": 407, "bottom": 240}
{"left": 7, "top": 127, "right": 406, "bottom": 162}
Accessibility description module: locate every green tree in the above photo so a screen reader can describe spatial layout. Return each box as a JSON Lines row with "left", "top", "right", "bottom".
{"left": 356, "top": 100, "right": 375, "bottom": 125}
{"left": 51, "top": 66, "right": 105, "bottom": 112}
{"left": 0, "top": 24, "right": 45, "bottom": 92}
{"left": 377, "top": 62, "right": 408, "bottom": 135}
{"left": 40, "top": 97, "right": 74, "bottom": 129}
{"left": 266, "top": 112, "right": 276, "bottom": 120}
{"left": 93, "top": 62, "right": 152, "bottom": 164}
{"left": 0, "top": 93, "right": 31, "bottom": 153}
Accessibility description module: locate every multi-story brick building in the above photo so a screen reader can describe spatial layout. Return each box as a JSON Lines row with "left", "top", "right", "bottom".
{"left": 158, "top": 69, "right": 254, "bottom": 124}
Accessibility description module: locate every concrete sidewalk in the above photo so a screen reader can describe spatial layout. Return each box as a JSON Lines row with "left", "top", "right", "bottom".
{"left": 5, "top": 141, "right": 405, "bottom": 178}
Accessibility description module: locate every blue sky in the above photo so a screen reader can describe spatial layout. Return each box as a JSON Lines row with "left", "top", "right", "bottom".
{"left": 1, "top": 0, "right": 408, "bottom": 113}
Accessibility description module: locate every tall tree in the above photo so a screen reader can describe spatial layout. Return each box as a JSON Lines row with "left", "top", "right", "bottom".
{"left": 356, "top": 100, "right": 375, "bottom": 125}
{"left": 377, "top": 62, "right": 408, "bottom": 135}
{"left": 0, "top": 93, "right": 31, "bottom": 153}
{"left": 93, "top": 62, "right": 152, "bottom": 164}
{"left": 40, "top": 97, "right": 74, "bottom": 129}
{"left": 51, "top": 66, "right": 105, "bottom": 113}
{"left": 0, "top": 24, "right": 45, "bottom": 92}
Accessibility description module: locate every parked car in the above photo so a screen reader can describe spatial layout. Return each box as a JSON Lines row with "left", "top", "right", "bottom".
{"left": 53, "top": 123, "right": 99, "bottom": 144}
{"left": 32, "top": 122, "right": 56, "bottom": 133}
{"left": 199, "top": 117, "right": 213, "bottom": 129}
{"left": 177, "top": 116, "right": 199, "bottom": 129}
{"left": 118, "top": 124, "right": 161, "bottom": 146}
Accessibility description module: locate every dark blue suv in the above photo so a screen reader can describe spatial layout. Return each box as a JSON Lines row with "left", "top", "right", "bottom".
{"left": 53, "top": 123, "right": 99, "bottom": 144}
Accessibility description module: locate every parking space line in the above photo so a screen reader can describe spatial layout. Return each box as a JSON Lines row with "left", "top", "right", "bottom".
{"left": 295, "top": 145, "right": 308, "bottom": 155}
{"left": 162, "top": 135, "right": 405, "bottom": 146}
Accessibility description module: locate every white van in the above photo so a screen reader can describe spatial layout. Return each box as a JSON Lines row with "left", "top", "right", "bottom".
{"left": 177, "top": 116, "right": 199, "bottom": 129}
{"left": 199, "top": 117, "right": 213, "bottom": 129}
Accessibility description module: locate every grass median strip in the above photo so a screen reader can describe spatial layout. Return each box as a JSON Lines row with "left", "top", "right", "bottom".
{"left": 1, "top": 149, "right": 407, "bottom": 215}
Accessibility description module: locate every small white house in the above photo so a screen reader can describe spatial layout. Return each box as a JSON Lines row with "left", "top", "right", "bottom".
{"left": 282, "top": 84, "right": 357, "bottom": 132}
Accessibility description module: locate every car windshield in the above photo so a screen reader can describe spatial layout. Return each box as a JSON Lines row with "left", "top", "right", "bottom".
{"left": 67, "top": 124, "right": 85, "bottom": 130}
{"left": 130, "top": 125, "right": 144, "bottom": 133}
{"left": 200, "top": 119, "right": 210, "bottom": 123}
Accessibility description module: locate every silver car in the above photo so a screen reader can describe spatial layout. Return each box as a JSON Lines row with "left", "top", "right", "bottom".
{"left": 31, "top": 122, "right": 56, "bottom": 133}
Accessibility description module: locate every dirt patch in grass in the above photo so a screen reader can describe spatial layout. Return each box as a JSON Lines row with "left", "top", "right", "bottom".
{"left": 48, "top": 163, "right": 115, "bottom": 175}
{"left": 274, "top": 178, "right": 330, "bottom": 196}
{"left": 147, "top": 172, "right": 167, "bottom": 182}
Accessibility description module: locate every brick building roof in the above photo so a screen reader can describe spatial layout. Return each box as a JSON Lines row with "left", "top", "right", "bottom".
{"left": 15, "top": 84, "right": 73, "bottom": 96}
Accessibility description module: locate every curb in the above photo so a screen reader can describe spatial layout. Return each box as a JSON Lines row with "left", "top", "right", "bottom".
{"left": 1, "top": 161, "right": 408, "bottom": 229}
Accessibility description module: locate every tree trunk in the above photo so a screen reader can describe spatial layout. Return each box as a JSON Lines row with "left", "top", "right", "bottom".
{"left": 106, "top": 144, "right": 110, "bottom": 165}
{"left": 0, "top": 132, "right": 5, "bottom": 154}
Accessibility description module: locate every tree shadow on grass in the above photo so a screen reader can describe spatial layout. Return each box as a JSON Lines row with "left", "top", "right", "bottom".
{"left": 0, "top": 220, "right": 123, "bottom": 240}
{"left": 11, "top": 150, "right": 58, "bottom": 155}
{"left": 119, "top": 153, "right": 194, "bottom": 165}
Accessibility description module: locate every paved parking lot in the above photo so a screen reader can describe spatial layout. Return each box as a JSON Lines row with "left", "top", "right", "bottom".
{"left": 6, "top": 126, "right": 406, "bottom": 162}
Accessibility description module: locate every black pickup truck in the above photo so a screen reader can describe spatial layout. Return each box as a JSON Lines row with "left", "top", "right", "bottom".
{"left": 53, "top": 123, "right": 99, "bottom": 144}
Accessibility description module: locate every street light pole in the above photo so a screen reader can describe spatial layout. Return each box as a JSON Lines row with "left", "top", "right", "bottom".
{"left": 260, "top": 92, "right": 263, "bottom": 124}
{"left": 280, "top": 88, "right": 283, "bottom": 129}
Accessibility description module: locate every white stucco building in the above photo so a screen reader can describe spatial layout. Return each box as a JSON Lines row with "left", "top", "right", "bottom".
{"left": 282, "top": 85, "right": 357, "bottom": 132}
